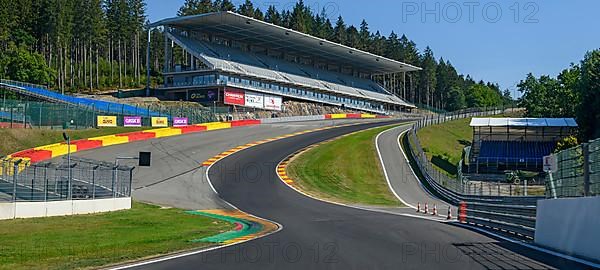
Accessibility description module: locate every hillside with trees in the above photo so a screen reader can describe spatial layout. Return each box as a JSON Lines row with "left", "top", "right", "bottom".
{"left": 0, "top": 0, "right": 510, "bottom": 111}
{"left": 518, "top": 49, "right": 600, "bottom": 141}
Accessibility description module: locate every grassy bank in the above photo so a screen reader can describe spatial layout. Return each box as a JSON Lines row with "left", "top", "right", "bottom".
{"left": 0, "top": 202, "right": 231, "bottom": 270}
{"left": 416, "top": 111, "right": 525, "bottom": 177}
{"left": 287, "top": 125, "right": 403, "bottom": 206}
{"left": 416, "top": 117, "right": 472, "bottom": 176}
{"left": 0, "top": 127, "right": 152, "bottom": 156}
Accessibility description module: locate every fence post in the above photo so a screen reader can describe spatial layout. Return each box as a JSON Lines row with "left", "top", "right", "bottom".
{"left": 92, "top": 165, "right": 98, "bottom": 199}
{"left": 129, "top": 168, "right": 134, "bottom": 197}
{"left": 112, "top": 166, "right": 116, "bottom": 198}
{"left": 12, "top": 163, "right": 19, "bottom": 201}
{"left": 583, "top": 143, "right": 590, "bottom": 196}
{"left": 44, "top": 165, "right": 48, "bottom": 202}
{"left": 31, "top": 166, "right": 36, "bottom": 200}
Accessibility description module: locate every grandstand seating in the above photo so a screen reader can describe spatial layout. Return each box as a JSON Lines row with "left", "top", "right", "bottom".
{"left": 167, "top": 32, "right": 410, "bottom": 107}
{"left": 477, "top": 140, "right": 556, "bottom": 165}
{"left": 0, "top": 81, "right": 163, "bottom": 117}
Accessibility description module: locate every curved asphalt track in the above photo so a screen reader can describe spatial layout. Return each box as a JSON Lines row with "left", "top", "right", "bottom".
{"left": 127, "top": 120, "right": 587, "bottom": 270}
{"left": 376, "top": 125, "right": 450, "bottom": 209}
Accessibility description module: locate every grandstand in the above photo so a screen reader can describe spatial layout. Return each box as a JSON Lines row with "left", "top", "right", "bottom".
{"left": 0, "top": 80, "right": 163, "bottom": 117}
{"left": 467, "top": 118, "right": 578, "bottom": 174}
{"left": 148, "top": 11, "right": 419, "bottom": 114}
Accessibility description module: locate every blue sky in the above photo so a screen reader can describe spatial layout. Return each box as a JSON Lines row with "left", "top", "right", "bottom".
{"left": 146, "top": 0, "right": 600, "bottom": 98}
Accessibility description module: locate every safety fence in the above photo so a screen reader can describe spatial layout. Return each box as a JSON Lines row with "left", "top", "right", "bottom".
{"left": 0, "top": 98, "right": 217, "bottom": 129}
{"left": 0, "top": 157, "right": 133, "bottom": 202}
{"left": 545, "top": 138, "right": 600, "bottom": 198}
{"left": 407, "top": 107, "right": 540, "bottom": 197}
{"left": 405, "top": 107, "right": 544, "bottom": 239}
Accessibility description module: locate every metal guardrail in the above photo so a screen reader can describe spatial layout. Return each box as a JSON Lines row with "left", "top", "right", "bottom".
{"left": 0, "top": 157, "right": 133, "bottom": 202}
{"left": 405, "top": 107, "right": 543, "bottom": 239}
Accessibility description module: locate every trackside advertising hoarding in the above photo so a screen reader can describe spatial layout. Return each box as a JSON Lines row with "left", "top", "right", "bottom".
{"left": 173, "top": 117, "right": 189, "bottom": 127}
{"left": 264, "top": 94, "right": 283, "bottom": 111}
{"left": 151, "top": 117, "right": 168, "bottom": 127}
{"left": 124, "top": 116, "right": 142, "bottom": 127}
{"left": 224, "top": 88, "right": 245, "bottom": 106}
{"left": 224, "top": 88, "right": 282, "bottom": 111}
{"left": 245, "top": 91, "right": 264, "bottom": 108}
{"left": 97, "top": 116, "right": 117, "bottom": 127}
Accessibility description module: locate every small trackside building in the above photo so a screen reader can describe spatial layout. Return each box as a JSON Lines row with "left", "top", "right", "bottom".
{"left": 148, "top": 11, "right": 420, "bottom": 114}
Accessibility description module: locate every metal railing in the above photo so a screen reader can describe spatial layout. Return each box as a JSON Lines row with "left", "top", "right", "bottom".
{"left": 407, "top": 107, "right": 540, "bottom": 197}
{"left": 0, "top": 158, "right": 133, "bottom": 202}
{"left": 0, "top": 79, "right": 48, "bottom": 90}
{"left": 545, "top": 138, "right": 600, "bottom": 198}
{"left": 405, "top": 107, "right": 543, "bottom": 239}
{"left": 0, "top": 98, "right": 217, "bottom": 129}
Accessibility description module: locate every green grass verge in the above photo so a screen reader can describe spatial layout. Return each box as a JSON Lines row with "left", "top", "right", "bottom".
{"left": 0, "top": 202, "right": 232, "bottom": 270}
{"left": 287, "top": 125, "right": 403, "bottom": 206}
{"left": 416, "top": 117, "right": 472, "bottom": 176}
{"left": 0, "top": 127, "right": 152, "bottom": 156}
{"left": 416, "top": 111, "right": 525, "bottom": 177}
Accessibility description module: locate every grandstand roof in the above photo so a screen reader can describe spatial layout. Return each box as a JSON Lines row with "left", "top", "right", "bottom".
{"left": 470, "top": 118, "right": 578, "bottom": 127}
{"left": 150, "top": 11, "right": 421, "bottom": 74}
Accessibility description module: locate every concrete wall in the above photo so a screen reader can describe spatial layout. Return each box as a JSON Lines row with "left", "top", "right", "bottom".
{"left": 0, "top": 197, "right": 131, "bottom": 220}
{"left": 535, "top": 196, "right": 600, "bottom": 262}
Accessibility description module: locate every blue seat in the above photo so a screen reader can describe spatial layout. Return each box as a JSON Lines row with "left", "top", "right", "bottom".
{"left": 12, "top": 83, "right": 164, "bottom": 118}
{"left": 478, "top": 140, "right": 555, "bottom": 166}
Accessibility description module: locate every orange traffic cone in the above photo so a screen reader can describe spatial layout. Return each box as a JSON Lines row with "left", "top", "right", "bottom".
{"left": 446, "top": 206, "right": 453, "bottom": 220}
{"left": 416, "top": 202, "right": 421, "bottom": 213}
{"left": 424, "top": 203, "right": 429, "bottom": 214}
{"left": 432, "top": 204, "right": 437, "bottom": 216}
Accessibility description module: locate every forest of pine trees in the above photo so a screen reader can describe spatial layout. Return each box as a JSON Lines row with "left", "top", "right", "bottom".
{"left": 0, "top": 0, "right": 148, "bottom": 94}
{"left": 0, "top": 0, "right": 512, "bottom": 111}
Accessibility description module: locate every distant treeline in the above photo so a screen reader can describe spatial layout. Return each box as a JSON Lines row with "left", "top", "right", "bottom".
{"left": 517, "top": 49, "right": 600, "bottom": 141}
{"left": 0, "top": 0, "right": 511, "bottom": 111}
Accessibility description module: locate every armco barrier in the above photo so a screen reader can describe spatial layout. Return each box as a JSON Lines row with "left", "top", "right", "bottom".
{"left": 404, "top": 107, "right": 544, "bottom": 239}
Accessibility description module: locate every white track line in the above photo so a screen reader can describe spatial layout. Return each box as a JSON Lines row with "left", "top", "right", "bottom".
{"left": 108, "top": 120, "right": 382, "bottom": 269}
{"left": 108, "top": 143, "right": 284, "bottom": 270}
{"left": 395, "top": 129, "right": 441, "bottom": 200}
{"left": 375, "top": 126, "right": 416, "bottom": 209}
{"left": 276, "top": 123, "right": 453, "bottom": 224}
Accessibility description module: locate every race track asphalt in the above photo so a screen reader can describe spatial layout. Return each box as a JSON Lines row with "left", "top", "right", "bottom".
{"left": 376, "top": 125, "right": 451, "bottom": 210}
{"left": 123, "top": 120, "right": 588, "bottom": 270}
{"left": 64, "top": 119, "right": 378, "bottom": 210}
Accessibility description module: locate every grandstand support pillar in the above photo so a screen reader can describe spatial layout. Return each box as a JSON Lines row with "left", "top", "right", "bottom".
{"left": 146, "top": 28, "right": 151, "bottom": 97}
{"left": 163, "top": 29, "right": 169, "bottom": 87}
{"left": 403, "top": 72, "right": 406, "bottom": 99}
